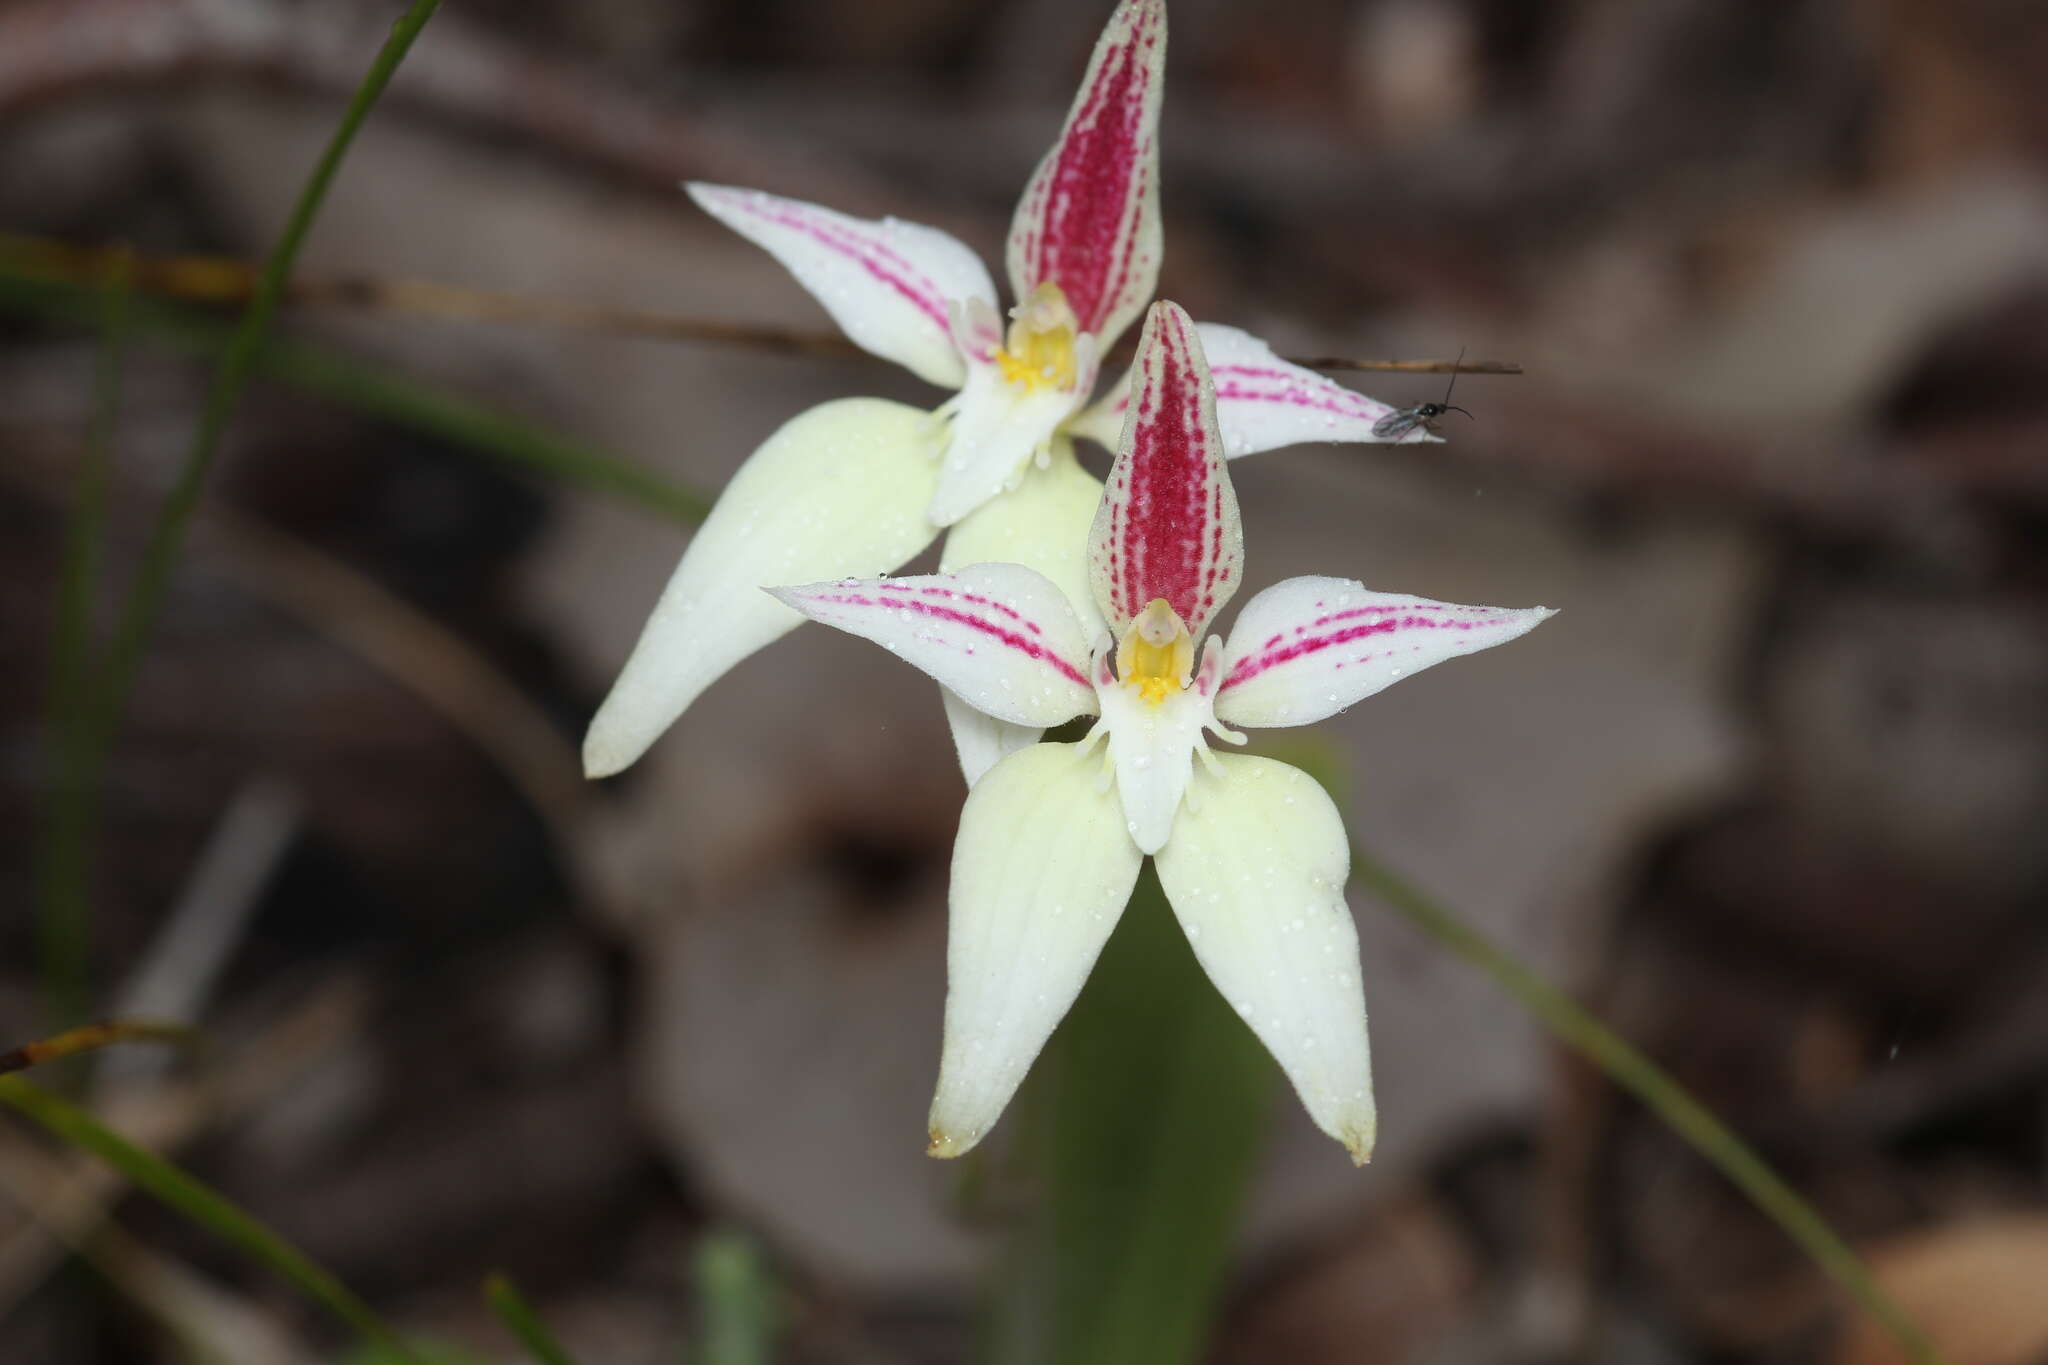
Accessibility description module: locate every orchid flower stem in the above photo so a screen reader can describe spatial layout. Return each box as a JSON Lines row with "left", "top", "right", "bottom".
{"left": 998, "top": 869, "right": 1273, "bottom": 1365}
{"left": 38, "top": 250, "right": 131, "bottom": 1032}
{"left": 0, "top": 1077, "right": 423, "bottom": 1365}
{"left": 484, "top": 1273, "right": 580, "bottom": 1365}
{"left": 79, "top": 0, "right": 442, "bottom": 779}
{"left": 0, "top": 274, "right": 712, "bottom": 528}
{"left": 0, "top": 1019, "right": 199, "bottom": 1077}
{"left": 1347, "top": 847, "right": 1942, "bottom": 1365}
{"left": 693, "top": 1231, "right": 780, "bottom": 1365}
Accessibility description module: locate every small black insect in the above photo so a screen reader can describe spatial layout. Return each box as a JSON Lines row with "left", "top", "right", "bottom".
{"left": 1371, "top": 347, "right": 1472, "bottom": 440}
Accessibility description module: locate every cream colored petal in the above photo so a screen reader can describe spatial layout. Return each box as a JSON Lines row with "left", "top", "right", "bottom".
{"left": 939, "top": 686, "right": 1044, "bottom": 788}
{"left": 929, "top": 742, "right": 1143, "bottom": 1158}
{"left": 583, "top": 398, "right": 939, "bottom": 777}
{"left": 1094, "top": 682, "right": 1214, "bottom": 855}
{"left": 941, "top": 437, "right": 1106, "bottom": 637}
{"left": 1154, "top": 754, "right": 1376, "bottom": 1164}
{"left": 928, "top": 347, "right": 1094, "bottom": 527}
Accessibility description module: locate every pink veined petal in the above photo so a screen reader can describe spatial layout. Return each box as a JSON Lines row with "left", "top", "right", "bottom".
{"left": 1006, "top": 0, "right": 1166, "bottom": 350}
{"left": 770, "top": 564, "right": 1097, "bottom": 729}
{"left": 690, "top": 183, "right": 996, "bottom": 389}
{"left": 937, "top": 442, "right": 1108, "bottom": 785}
{"left": 1199, "top": 323, "right": 1435, "bottom": 455}
{"left": 1087, "top": 300, "right": 1244, "bottom": 637}
{"left": 1068, "top": 322, "right": 1436, "bottom": 457}
{"left": 1214, "top": 575, "right": 1555, "bottom": 730}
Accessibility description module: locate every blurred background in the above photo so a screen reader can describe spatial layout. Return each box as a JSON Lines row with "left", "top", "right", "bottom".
{"left": 3, "top": 0, "right": 2047, "bottom": 1360}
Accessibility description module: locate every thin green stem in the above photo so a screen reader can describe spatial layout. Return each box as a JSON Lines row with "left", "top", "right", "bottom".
{"left": 1348, "top": 848, "right": 1941, "bottom": 1365}
{"left": 484, "top": 1273, "right": 579, "bottom": 1365}
{"left": 694, "top": 1232, "right": 779, "bottom": 1365}
{"left": 0, "top": 274, "right": 711, "bottom": 528}
{"left": 268, "top": 334, "right": 711, "bottom": 525}
{"left": 0, "top": 1077, "right": 421, "bottom": 1363}
{"left": 83, "top": 0, "right": 442, "bottom": 767}
{"left": 38, "top": 251, "right": 132, "bottom": 1029}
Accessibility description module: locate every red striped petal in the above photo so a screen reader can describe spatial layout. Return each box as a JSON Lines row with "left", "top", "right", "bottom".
{"left": 1006, "top": 0, "right": 1165, "bottom": 350}
{"left": 1087, "top": 300, "right": 1243, "bottom": 638}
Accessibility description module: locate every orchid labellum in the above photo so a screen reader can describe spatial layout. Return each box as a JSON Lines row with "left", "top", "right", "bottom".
{"left": 773, "top": 302, "right": 1553, "bottom": 1163}
{"left": 584, "top": 0, "right": 1433, "bottom": 783}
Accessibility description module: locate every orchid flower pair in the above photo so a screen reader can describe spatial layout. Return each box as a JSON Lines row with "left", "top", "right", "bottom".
{"left": 776, "top": 301, "right": 1550, "bottom": 1161}
{"left": 582, "top": 0, "right": 1435, "bottom": 786}
{"left": 583, "top": 0, "right": 1554, "bottom": 1164}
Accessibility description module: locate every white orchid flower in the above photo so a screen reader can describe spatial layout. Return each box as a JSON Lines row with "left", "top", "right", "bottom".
{"left": 771, "top": 301, "right": 1554, "bottom": 1164}
{"left": 584, "top": 0, "right": 1432, "bottom": 783}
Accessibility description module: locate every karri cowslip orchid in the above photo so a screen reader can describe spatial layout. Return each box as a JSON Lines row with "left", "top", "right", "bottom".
{"left": 771, "top": 302, "right": 1554, "bottom": 1163}
{"left": 583, "top": 0, "right": 1433, "bottom": 784}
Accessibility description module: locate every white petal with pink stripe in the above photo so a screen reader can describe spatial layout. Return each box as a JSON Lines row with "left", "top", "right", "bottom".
{"left": 1087, "top": 301, "right": 1242, "bottom": 638}
{"left": 938, "top": 447, "right": 1108, "bottom": 785}
{"left": 771, "top": 563, "right": 1096, "bottom": 729}
{"left": 689, "top": 183, "right": 996, "bottom": 389}
{"left": 1006, "top": 0, "right": 1166, "bottom": 354}
{"left": 1070, "top": 322, "right": 1425, "bottom": 457}
{"left": 1200, "top": 324, "right": 1430, "bottom": 454}
{"left": 1215, "top": 575, "right": 1555, "bottom": 730}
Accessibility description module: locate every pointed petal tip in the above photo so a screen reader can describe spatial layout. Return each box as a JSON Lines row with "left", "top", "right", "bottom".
{"left": 1005, "top": 0, "right": 1166, "bottom": 346}
{"left": 1088, "top": 298, "right": 1242, "bottom": 636}
{"left": 580, "top": 726, "right": 639, "bottom": 780}
{"left": 926, "top": 1128, "right": 973, "bottom": 1159}
{"left": 1344, "top": 1118, "right": 1378, "bottom": 1167}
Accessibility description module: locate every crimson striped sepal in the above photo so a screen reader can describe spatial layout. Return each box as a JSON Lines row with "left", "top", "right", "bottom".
{"left": 1006, "top": 0, "right": 1166, "bottom": 353}
{"left": 1087, "top": 300, "right": 1243, "bottom": 639}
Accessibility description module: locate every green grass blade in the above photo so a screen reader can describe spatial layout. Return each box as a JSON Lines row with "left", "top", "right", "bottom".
{"left": 0, "top": 273, "right": 711, "bottom": 527}
{"left": 1347, "top": 847, "right": 1940, "bottom": 1364}
{"left": 265, "top": 334, "right": 712, "bottom": 525}
{"left": 0, "top": 1077, "right": 421, "bottom": 1363}
{"left": 994, "top": 867, "right": 1275, "bottom": 1365}
{"left": 484, "top": 1273, "right": 579, "bottom": 1365}
{"left": 1260, "top": 740, "right": 1938, "bottom": 1363}
{"left": 84, "top": 0, "right": 442, "bottom": 764}
{"left": 694, "top": 1231, "right": 779, "bottom": 1365}
{"left": 37, "top": 251, "right": 132, "bottom": 1029}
